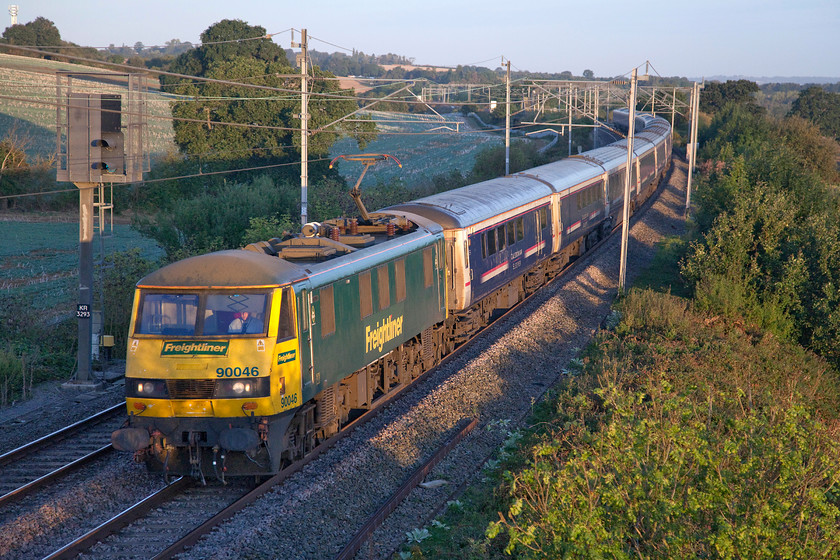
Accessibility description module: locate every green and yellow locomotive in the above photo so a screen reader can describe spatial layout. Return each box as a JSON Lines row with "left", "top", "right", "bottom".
{"left": 112, "top": 212, "right": 447, "bottom": 479}
{"left": 113, "top": 113, "right": 672, "bottom": 480}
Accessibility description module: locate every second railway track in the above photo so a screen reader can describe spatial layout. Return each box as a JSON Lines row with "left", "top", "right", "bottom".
{"left": 0, "top": 404, "right": 125, "bottom": 510}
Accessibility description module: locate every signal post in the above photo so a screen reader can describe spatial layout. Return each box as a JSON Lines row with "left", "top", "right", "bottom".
{"left": 56, "top": 73, "right": 147, "bottom": 389}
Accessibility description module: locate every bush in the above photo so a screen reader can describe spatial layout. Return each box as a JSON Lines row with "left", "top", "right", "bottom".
{"left": 488, "top": 290, "right": 840, "bottom": 559}
{"left": 135, "top": 174, "right": 299, "bottom": 260}
{"left": 684, "top": 105, "right": 840, "bottom": 368}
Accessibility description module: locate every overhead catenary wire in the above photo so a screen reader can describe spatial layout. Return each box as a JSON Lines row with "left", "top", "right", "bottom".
{"left": 0, "top": 44, "right": 613, "bottom": 201}
{"left": 0, "top": 156, "right": 334, "bottom": 201}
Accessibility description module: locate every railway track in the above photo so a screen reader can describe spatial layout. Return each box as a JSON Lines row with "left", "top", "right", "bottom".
{"left": 0, "top": 403, "right": 124, "bottom": 509}
{"left": 41, "top": 359, "right": 478, "bottom": 559}
{"left": 38, "top": 277, "right": 530, "bottom": 559}
{"left": 43, "top": 477, "right": 253, "bottom": 560}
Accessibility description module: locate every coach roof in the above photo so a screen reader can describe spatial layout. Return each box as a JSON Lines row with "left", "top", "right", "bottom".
{"left": 385, "top": 174, "right": 554, "bottom": 229}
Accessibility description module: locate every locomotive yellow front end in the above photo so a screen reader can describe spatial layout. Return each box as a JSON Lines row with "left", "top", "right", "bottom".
{"left": 111, "top": 250, "right": 305, "bottom": 479}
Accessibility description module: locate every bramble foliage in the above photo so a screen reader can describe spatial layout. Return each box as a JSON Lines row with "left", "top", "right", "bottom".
{"left": 488, "top": 290, "right": 840, "bottom": 559}
{"left": 241, "top": 215, "right": 295, "bottom": 247}
{"left": 467, "top": 142, "right": 548, "bottom": 183}
{"left": 134, "top": 174, "right": 301, "bottom": 260}
{"left": 682, "top": 104, "right": 840, "bottom": 366}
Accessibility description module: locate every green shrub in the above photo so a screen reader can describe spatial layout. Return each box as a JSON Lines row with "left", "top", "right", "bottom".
{"left": 487, "top": 290, "right": 840, "bottom": 559}
{"left": 491, "top": 385, "right": 840, "bottom": 560}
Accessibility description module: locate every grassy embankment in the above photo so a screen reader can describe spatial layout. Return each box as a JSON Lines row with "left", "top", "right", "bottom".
{"left": 404, "top": 285, "right": 840, "bottom": 559}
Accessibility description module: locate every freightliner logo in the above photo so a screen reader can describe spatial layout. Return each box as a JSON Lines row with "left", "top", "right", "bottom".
{"left": 161, "top": 341, "right": 229, "bottom": 357}
{"left": 365, "top": 314, "right": 404, "bottom": 354}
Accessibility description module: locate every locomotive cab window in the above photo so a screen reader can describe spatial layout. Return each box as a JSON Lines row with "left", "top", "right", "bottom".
{"left": 206, "top": 293, "right": 267, "bottom": 335}
{"left": 135, "top": 291, "right": 268, "bottom": 336}
{"left": 137, "top": 293, "right": 198, "bottom": 336}
{"left": 277, "top": 287, "right": 295, "bottom": 341}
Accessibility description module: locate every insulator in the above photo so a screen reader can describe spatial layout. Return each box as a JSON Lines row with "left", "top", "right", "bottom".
{"left": 387, "top": 223, "right": 396, "bottom": 237}
{"left": 349, "top": 218, "right": 358, "bottom": 235}
{"left": 330, "top": 226, "right": 340, "bottom": 241}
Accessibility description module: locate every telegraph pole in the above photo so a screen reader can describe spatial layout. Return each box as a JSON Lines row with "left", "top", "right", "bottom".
{"left": 685, "top": 81, "right": 700, "bottom": 214}
{"left": 293, "top": 29, "right": 309, "bottom": 225}
{"left": 505, "top": 59, "right": 510, "bottom": 175}
{"left": 618, "top": 68, "right": 638, "bottom": 294}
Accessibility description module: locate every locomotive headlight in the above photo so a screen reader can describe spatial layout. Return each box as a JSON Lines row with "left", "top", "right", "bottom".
{"left": 232, "top": 381, "right": 250, "bottom": 394}
{"left": 127, "top": 379, "right": 168, "bottom": 398}
{"left": 215, "top": 377, "right": 269, "bottom": 398}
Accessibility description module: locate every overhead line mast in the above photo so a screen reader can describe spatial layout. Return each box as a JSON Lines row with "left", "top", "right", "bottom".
{"left": 292, "top": 29, "right": 310, "bottom": 226}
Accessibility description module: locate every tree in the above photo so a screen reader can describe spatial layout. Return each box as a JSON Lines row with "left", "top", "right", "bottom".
{"left": 582, "top": 69, "right": 594, "bottom": 79}
{"left": 161, "top": 19, "right": 375, "bottom": 165}
{"left": 1, "top": 17, "right": 61, "bottom": 56}
{"left": 788, "top": 85, "right": 840, "bottom": 140}
{"left": 700, "top": 79, "right": 762, "bottom": 114}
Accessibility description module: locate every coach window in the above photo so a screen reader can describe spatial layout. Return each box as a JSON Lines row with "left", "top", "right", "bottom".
{"left": 486, "top": 229, "right": 497, "bottom": 256}
{"left": 377, "top": 265, "right": 390, "bottom": 310}
{"left": 507, "top": 221, "right": 516, "bottom": 246}
{"left": 496, "top": 225, "right": 506, "bottom": 251}
{"left": 359, "top": 271, "right": 373, "bottom": 318}
{"left": 423, "top": 247, "right": 434, "bottom": 288}
{"left": 516, "top": 217, "right": 524, "bottom": 241}
{"left": 320, "top": 285, "right": 335, "bottom": 337}
{"left": 395, "top": 258, "right": 406, "bottom": 302}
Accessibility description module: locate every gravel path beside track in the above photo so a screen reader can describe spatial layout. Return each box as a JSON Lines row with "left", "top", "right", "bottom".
{"left": 179, "top": 159, "right": 689, "bottom": 560}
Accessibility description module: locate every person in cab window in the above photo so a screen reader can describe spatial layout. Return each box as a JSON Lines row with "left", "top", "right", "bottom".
{"left": 228, "top": 311, "right": 264, "bottom": 334}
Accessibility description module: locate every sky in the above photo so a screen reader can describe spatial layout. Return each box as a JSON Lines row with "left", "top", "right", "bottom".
{"left": 8, "top": 0, "right": 840, "bottom": 80}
